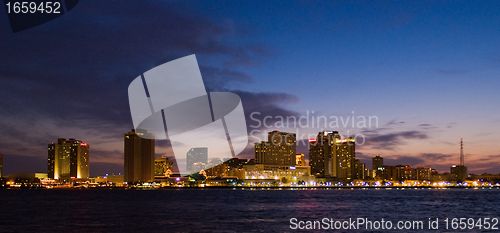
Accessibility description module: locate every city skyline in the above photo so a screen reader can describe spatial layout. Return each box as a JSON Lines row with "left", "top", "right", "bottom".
{"left": 0, "top": 124, "right": 486, "bottom": 177}
{"left": 0, "top": 129, "right": 491, "bottom": 188}
{"left": 1, "top": 1, "right": 500, "bottom": 177}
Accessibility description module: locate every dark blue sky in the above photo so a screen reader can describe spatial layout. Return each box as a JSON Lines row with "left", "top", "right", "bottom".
{"left": 0, "top": 0, "right": 499, "bottom": 176}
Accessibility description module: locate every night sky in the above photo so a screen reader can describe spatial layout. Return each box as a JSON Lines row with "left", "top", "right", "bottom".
{"left": 1, "top": 0, "right": 499, "bottom": 177}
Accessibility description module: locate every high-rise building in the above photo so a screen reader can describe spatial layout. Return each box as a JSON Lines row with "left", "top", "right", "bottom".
{"left": 0, "top": 153, "right": 3, "bottom": 177}
{"left": 48, "top": 138, "right": 90, "bottom": 180}
{"left": 124, "top": 129, "right": 155, "bottom": 183}
{"left": 296, "top": 154, "right": 305, "bottom": 166}
{"left": 309, "top": 131, "right": 355, "bottom": 179}
{"left": 373, "top": 156, "right": 383, "bottom": 170}
{"left": 154, "top": 157, "right": 174, "bottom": 177}
{"left": 255, "top": 131, "right": 296, "bottom": 166}
{"left": 186, "top": 147, "right": 208, "bottom": 174}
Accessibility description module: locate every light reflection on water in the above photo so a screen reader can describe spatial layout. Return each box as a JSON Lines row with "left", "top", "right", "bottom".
{"left": 0, "top": 189, "right": 498, "bottom": 232}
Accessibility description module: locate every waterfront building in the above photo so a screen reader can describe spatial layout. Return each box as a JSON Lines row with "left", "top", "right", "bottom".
{"left": 205, "top": 158, "right": 247, "bottom": 179}
{"left": 243, "top": 164, "right": 312, "bottom": 185}
{"left": 154, "top": 157, "right": 174, "bottom": 177}
{"left": 308, "top": 131, "right": 355, "bottom": 179}
{"left": 124, "top": 129, "right": 155, "bottom": 183}
{"left": 296, "top": 154, "right": 305, "bottom": 166}
{"left": 372, "top": 155, "right": 383, "bottom": 170}
{"left": 353, "top": 159, "right": 365, "bottom": 180}
{"left": 255, "top": 131, "right": 296, "bottom": 166}
{"left": 91, "top": 174, "right": 124, "bottom": 185}
{"left": 372, "top": 156, "right": 384, "bottom": 178}
{"left": 395, "top": 165, "right": 417, "bottom": 181}
{"left": 450, "top": 165, "right": 468, "bottom": 182}
{"left": 380, "top": 165, "right": 396, "bottom": 181}
{"left": 416, "top": 167, "right": 432, "bottom": 181}
{"left": 48, "top": 138, "right": 89, "bottom": 180}
{"left": 186, "top": 147, "right": 208, "bottom": 174}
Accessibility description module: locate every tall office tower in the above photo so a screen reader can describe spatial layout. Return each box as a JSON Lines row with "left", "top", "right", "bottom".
{"left": 254, "top": 130, "right": 296, "bottom": 166}
{"left": 372, "top": 156, "right": 383, "bottom": 170}
{"left": 296, "top": 154, "right": 305, "bottom": 166}
{"left": 186, "top": 147, "right": 208, "bottom": 174}
{"left": 0, "top": 153, "right": 3, "bottom": 177}
{"left": 309, "top": 131, "right": 355, "bottom": 179}
{"left": 154, "top": 157, "right": 174, "bottom": 177}
{"left": 124, "top": 129, "right": 155, "bottom": 183}
{"left": 47, "top": 138, "right": 90, "bottom": 180}
{"left": 450, "top": 138, "right": 467, "bottom": 182}
{"left": 309, "top": 131, "right": 338, "bottom": 177}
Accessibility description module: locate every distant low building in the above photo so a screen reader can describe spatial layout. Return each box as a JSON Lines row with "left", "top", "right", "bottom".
{"left": 205, "top": 158, "right": 247, "bottom": 179}
{"left": 472, "top": 173, "right": 500, "bottom": 182}
{"left": 243, "top": 164, "right": 312, "bottom": 185}
{"left": 154, "top": 157, "right": 173, "bottom": 177}
{"left": 91, "top": 175, "right": 124, "bottom": 184}
{"left": 416, "top": 167, "right": 432, "bottom": 181}
{"left": 296, "top": 154, "right": 305, "bottom": 166}
{"left": 395, "top": 165, "right": 416, "bottom": 181}
{"left": 450, "top": 165, "right": 468, "bottom": 182}
{"left": 353, "top": 159, "right": 367, "bottom": 180}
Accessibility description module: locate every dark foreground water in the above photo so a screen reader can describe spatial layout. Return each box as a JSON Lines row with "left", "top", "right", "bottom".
{"left": 0, "top": 188, "right": 499, "bottom": 232}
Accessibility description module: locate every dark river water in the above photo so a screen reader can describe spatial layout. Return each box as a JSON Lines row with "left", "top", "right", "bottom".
{"left": 0, "top": 188, "right": 498, "bottom": 232}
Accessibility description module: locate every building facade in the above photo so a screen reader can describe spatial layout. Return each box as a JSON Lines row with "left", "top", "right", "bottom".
{"left": 205, "top": 158, "right": 247, "bottom": 178}
{"left": 416, "top": 167, "right": 432, "bottom": 181}
{"left": 255, "top": 131, "right": 296, "bottom": 166}
{"left": 296, "top": 154, "right": 305, "bottom": 166}
{"left": 450, "top": 165, "right": 467, "bottom": 182}
{"left": 373, "top": 156, "right": 383, "bottom": 170}
{"left": 124, "top": 129, "right": 155, "bottom": 183}
{"left": 309, "top": 131, "right": 356, "bottom": 179}
{"left": 395, "top": 165, "right": 417, "bottom": 181}
{"left": 48, "top": 138, "right": 90, "bottom": 180}
{"left": 353, "top": 159, "right": 366, "bottom": 180}
{"left": 154, "top": 157, "right": 174, "bottom": 177}
{"left": 186, "top": 147, "right": 208, "bottom": 174}
{"left": 373, "top": 156, "right": 384, "bottom": 178}
{"left": 243, "top": 164, "right": 311, "bottom": 184}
